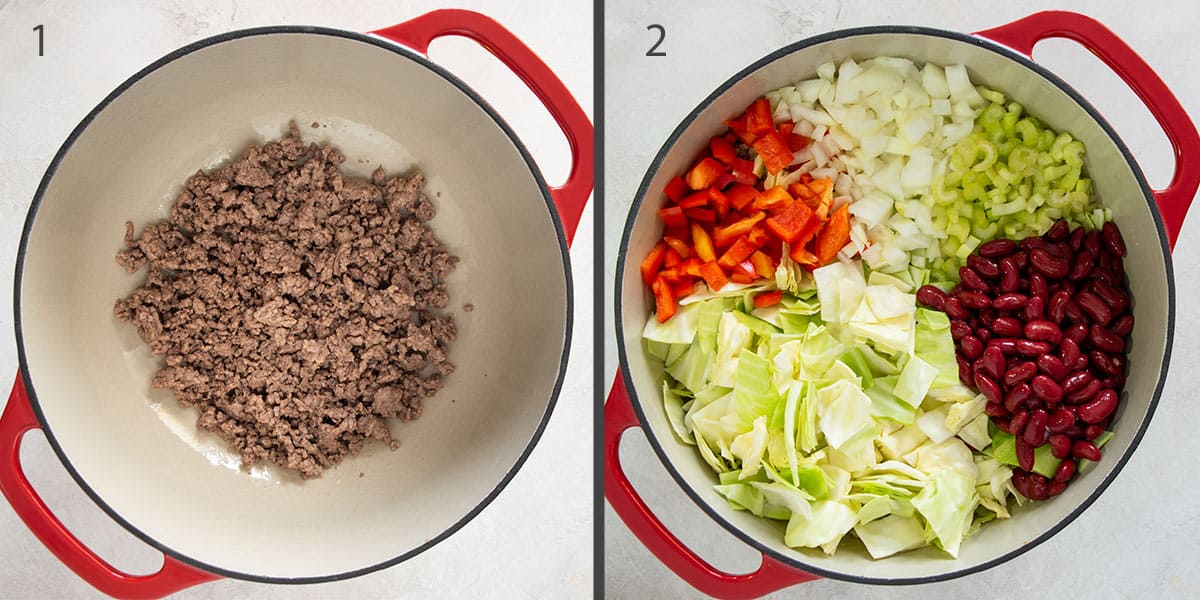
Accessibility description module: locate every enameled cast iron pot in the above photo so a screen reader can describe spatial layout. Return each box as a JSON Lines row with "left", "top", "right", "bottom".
{"left": 608, "top": 11, "right": 1199, "bottom": 597}
{"left": 0, "top": 10, "right": 591, "bottom": 597}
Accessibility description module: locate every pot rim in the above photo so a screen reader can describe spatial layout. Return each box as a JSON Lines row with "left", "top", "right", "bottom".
{"left": 614, "top": 23, "right": 1174, "bottom": 585}
{"left": 12, "top": 24, "right": 574, "bottom": 584}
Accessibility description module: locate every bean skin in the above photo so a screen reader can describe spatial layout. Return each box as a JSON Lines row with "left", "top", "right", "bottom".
{"left": 1025, "top": 409, "right": 1050, "bottom": 446}
{"left": 1004, "top": 362, "right": 1038, "bottom": 387}
{"left": 1102, "top": 222, "right": 1126, "bottom": 256}
{"left": 982, "top": 346, "right": 1006, "bottom": 380}
{"left": 1037, "top": 354, "right": 1068, "bottom": 381}
{"left": 1060, "top": 338, "right": 1082, "bottom": 368}
{"left": 916, "top": 285, "right": 949, "bottom": 310}
{"left": 1048, "top": 409, "right": 1075, "bottom": 433}
{"left": 1069, "top": 226, "right": 1086, "bottom": 251}
{"left": 1016, "top": 438, "right": 1036, "bottom": 471}
{"left": 993, "top": 293, "right": 1029, "bottom": 311}
{"left": 1047, "top": 219, "right": 1070, "bottom": 241}
{"left": 975, "top": 372, "right": 1003, "bottom": 404}
{"left": 1084, "top": 230, "right": 1102, "bottom": 255}
{"left": 1024, "top": 296, "right": 1046, "bottom": 322}
{"left": 945, "top": 297, "right": 969, "bottom": 320}
{"left": 989, "top": 338, "right": 1020, "bottom": 355}
{"left": 1054, "top": 459, "right": 1077, "bottom": 483}
{"left": 1090, "top": 280, "right": 1130, "bottom": 313}
{"left": 992, "top": 316, "right": 1024, "bottom": 337}
{"left": 1000, "top": 258, "right": 1021, "bottom": 292}
{"left": 960, "top": 335, "right": 984, "bottom": 360}
{"left": 950, "top": 319, "right": 972, "bottom": 340}
{"left": 1079, "top": 389, "right": 1119, "bottom": 424}
{"left": 1090, "top": 351, "right": 1125, "bottom": 377}
{"left": 1025, "top": 320, "right": 1062, "bottom": 344}
{"left": 959, "top": 290, "right": 991, "bottom": 309}
{"left": 1029, "top": 273, "right": 1049, "bottom": 299}
{"left": 1031, "top": 375, "right": 1063, "bottom": 403}
{"left": 1047, "top": 290, "right": 1071, "bottom": 324}
{"left": 1110, "top": 314, "right": 1134, "bottom": 337}
{"left": 1076, "top": 291, "right": 1113, "bottom": 325}
{"left": 1005, "top": 383, "right": 1033, "bottom": 413}
{"left": 960, "top": 267, "right": 990, "bottom": 291}
{"left": 968, "top": 255, "right": 1001, "bottom": 279}
{"left": 1062, "top": 370, "right": 1093, "bottom": 395}
{"left": 979, "top": 238, "right": 1018, "bottom": 258}
{"left": 1049, "top": 433, "right": 1073, "bottom": 459}
{"left": 1066, "top": 378, "right": 1102, "bottom": 404}
{"left": 1016, "top": 340, "right": 1052, "bottom": 356}
{"left": 1065, "top": 323, "right": 1088, "bottom": 344}
{"left": 1090, "top": 326, "right": 1125, "bottom": 353}
{"left": 1030, "top": 248, "right": 1070, "bottom": 278}
{"left": 1069, "top": 250, "right": 1094, "bottom": 281}
{"left": 1072, "top": 440, "right": 1102, "bottom": 461}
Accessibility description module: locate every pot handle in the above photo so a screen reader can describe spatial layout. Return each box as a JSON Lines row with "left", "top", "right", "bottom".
{"left": 975, "top": 10, "right": 1200, "bottom": 250}
{"left": 605, "top": 374, "right": 819, "bottom": 599}
{"left": 0, "top": 375, "right": 219, "bottom": 598}
{"left": 371, "top": 9, "right": 593, "bottom": 246}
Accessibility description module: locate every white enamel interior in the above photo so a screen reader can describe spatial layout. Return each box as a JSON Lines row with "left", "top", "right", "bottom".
{"left": 19, "top": 32, "right": 568, "bottom": 579}
{"left": 619, "top": 32, "right": 1171, "bottom": 581}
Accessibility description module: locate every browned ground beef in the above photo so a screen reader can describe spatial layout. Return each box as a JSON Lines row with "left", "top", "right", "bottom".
{"left": 114, "top": 122, "right": 458, "bottom": 478}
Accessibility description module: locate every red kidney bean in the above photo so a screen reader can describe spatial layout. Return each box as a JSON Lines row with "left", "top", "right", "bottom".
{"left": 1072, "top": 440, "right": 1102, "bottom": 461}
{"left": 1030, "top": 248, "right": 1070, "bottom": 278}
{"left": 1093, "top": 268, "right": 1120, "bottom": 287}
{"left": 1027, "top": 473, "right": 1049, "bottom": 500}
{"left": 1090, "top": 351, "right": 1125, "bottom": 377}
{"left": 1090, "top": 326, "right": 1125, "bottom": 353}
{"left": 1024, "top": 296, "right": 1046, "bottom": 322}
{"left": 1003, "top": 362, "right": 1036, "bottom": 387}
{"left": 1011, "top": 251, "right": 1029, "bottom": 269}
{"left": 1079, "top": 389, "right": 1118, "bottom": 424}
{"left": 1102, "top": 222, "right": 1126, "bottom": 256}
{"left": 1101, "top": 375, "right": 1126, "bottom": 389}
{"left": 950, "top": 320, "right": 972, "bottom": 341}
{"left": 982, "top": 346, "right": 1006, "bottom": 380}
{"left": 1037, "top": 354, "right": 1068, "bottom": 381}
{"left": 1048, "top": 408, "right": 1075, "bottom": 433}
{"left": 1011, "top": 470, "right": 1031, "bottom": 498}
{"left": 959, "top": 335, "right": 983, "bottom": 360}
{"left": 1066, "top": 378, "right": 1102, "bottom": 404}
{"left": 1047, "top": 479, "right": 1067, "bottom": 497}
{"left": 1069, "top": 250, "right": 1094, "bottom": 281}
{"left": 1047, "top": 290, "right": 1071, "bottom": 324}
{"left": 976, "top": 328, "right": 993, "bottom": 342}
{"left": 1047, "top": 219, "right": 1070, "bottom": 241}
{"left": 1010, "top": 409, "right": 1030, "bottom": 433}
{"left": 989, "top": 338, "right": 1020, "bottom": 355}
{"left": 1073, "top": 353, "right": 1089, "bottom": 372}
{"left": 1005, "top": 383, "right": 1033, "bottom": 413}
{"left": 916, "top": 285, "right": 948, "bottom": 309}
{"left": 993, "top": 293, "right": 1029, "bottom": 311}
{"left": 1024, "top": 409, "right": 1049, "bottom": 446}
{"left": 1029, "top": 272, "right": 1049, "bottom": 299}
{"left": 958, "top": 361, "right": 973, "bottom": 385}
{"left": 1064, "top": 424, "right": 1085, "bottom": 439}
{"left": 1031, "top": 375, "right": 1063, "bottom": 402}
{"left": 1110, "top": 314, "right": 1134, "bottom": 337}
{"left": 1054, "top": 459, "right": 1077, "bottom": 483}
{"left": 1061, "top": 370, "right": 1093, "bottom": 396}
{"left": 1049, "top": 433, "right": 1073, "bottom": 459}
{"left": 1084, "top": 230, "right": 1102, "bottom": 255}
{"left": 979, "top": 238, "right": 1018, "bottom": 258}
{"left": 986, "top": 402, "right": 1009, "bottom": 417}
{"left": 1016, "top": 340, "right": 1052, "bottom": 356}
{"left": 999, "top": 258, "right": 1021, "bottom": 292}
{"left": 959, "top": 267, "right": 990, "bottom": 291}
{"left": 1065, "top": 323, "right": 1088, "bottom": 344}
{"left": 1022, "top": 237, "right": 1048, "bottom": 252}
{"left": 1070, "top": 226, "right": 1086, "bottom": 251}
{"left": 975, "top": 372, "right": 1003, "bottom": 404}
{"left": 1090, "top": 280, "right": 1130, "bottom": 313}
{"left": 1016, "top": 438, "right": 1036, "bottom": 471}
{"left": 991, "top": 317, "right": 1022, "bottom": 337}
{"left": 1085, "top": 424, "right": 1106, "bottom": 441}
{"left": 1075, "top": 291, "right": 1113, "bottom": 325}
{"left": 968, "top": 255, "right": 1001, "bottom": 279}
{"left": 959, "top": 290, "right": 991, "bottom": 309}
{"left": 1024, "top": 320, "right": 1062, "bottom": 344}
{"left": 944, "top": 297, "right": 969, "bottom": 320}
{"left": 1061, "top": 338, "right": 1082, "bottom": 369}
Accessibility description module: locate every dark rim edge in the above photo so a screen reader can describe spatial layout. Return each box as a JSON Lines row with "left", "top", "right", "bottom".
{"left": 613, "top": 24, "right": 1175, "bottom": 586}
{"left": 13, "top": 25, "right": 575, "bottom": 585}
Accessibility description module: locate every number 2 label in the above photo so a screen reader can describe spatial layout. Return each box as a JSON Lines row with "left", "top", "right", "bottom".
{"left": 646, "top": 24, "right": 665, "bottom": 57}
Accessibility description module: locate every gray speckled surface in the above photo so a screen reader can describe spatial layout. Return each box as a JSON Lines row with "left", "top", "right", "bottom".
{"left": 604, "top": 1, "right": 1200, "bottom": 598}
{"left": 0, "top": 0, "right": 592, "bottom": 597}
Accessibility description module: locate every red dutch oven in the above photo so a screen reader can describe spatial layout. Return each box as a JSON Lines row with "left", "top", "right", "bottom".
{"left": 608, "top": 11, "right": 1198, "bottom": 597}
{"left": 1, "top": 9, "right": 591, "bottom": 597}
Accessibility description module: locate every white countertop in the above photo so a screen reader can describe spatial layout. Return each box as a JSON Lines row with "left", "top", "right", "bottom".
{"left": 0, "top": 0, "right": 592, "bottom": 597}
{"left": 604, "top": 1, "right": 1200, "bottom": 598}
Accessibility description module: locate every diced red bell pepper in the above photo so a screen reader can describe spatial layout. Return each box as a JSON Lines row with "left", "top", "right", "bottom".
{"left": 725, "top": 184, "right": 759, "bottom": 213}
{"left": 750, "top": 251, "right": 774, "bottom": 280}
{"left": 710, "top": 136, "right": 737, "bottom": 165}
{"left": 677, "top": 257, "right": 703, "bottom": 278}
{"left": 659, "top": 205, "right": 688, "bottom": 228}
{"left": 692, "top": 222, "right": 716, "bottom": 262}
{"left": 789, "top": 244, "right": 819, "bottom": 268}
{"left": 765, "top": 199, "right": 816, "bottom": 244}
{"left": 671, "top": 280, "right": 695, "bottom": 299}
{"left": 713, "top": 211, "right": 765, "bottom": 247}
{"left": 729, "top": 261, "right": 757, "bottom": 284}
{"left": 745, "top": 98, "right": 774, "bottom": 137}
{"left": 640, "top": 242, "right": 666, "bottom": 286}
{"left": 754, "top": 186, "right": 793, "bottom": 213}
{"left": 663, "top": 246, "right": 683, "bottom": 268}
{"left": 663, "top": 224, "right": 689, "bottom": 242}
{"left": 787, "top": 133, "right": 811, "bottom": 152}
{"left": 788, "top": 182, "right": 815, "bottom": 203}
{"left": 717, "top": 236, "right": 758, "bottom": 270}
{"left": 663, "top": 236, "right": 691, "bottom": 259}
{"left": 652, "top": 276, "right": 677, "bottom": 322}
{"left": 754, "top": 290, "right": 784, "bottom": 308}
{"left": 760, "top": 235, "right": 784, "bottom": 261}
{"left": 679, "top": 191, "right": 709, "bottom": 210}
{"left": 664, "top": 176, "right": 689, "bottom": 203}
{"left": 684, "top": 207, "right": 716, "bottom": 223}
{"left": 686, "top": 157, "right": 726, "bottom": 191}
{"left": 725, "top": 113, "right": 758, "bottom": 145}
{"left": 745, "top": 224, "right": 769, "bottom": 248}
{"left": 778, "top": 121, "right": 794, "bottom": 136}
{"left": 708, "top": 187, "right": 730, "bottom": 219}
{"left": 815, "top": 203, "right": 852, "bottom": 266}
{"left": 712, "top": 172, "right": 735, "bottom": 191}
{"left": 730, "top": 158, "right": 759, "bottom": 186}
{"left": 752, "top": 131, "right": 794, "bottom": 175}
{"left": 698, "top": 260, "right": 728, "bottom": 291}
